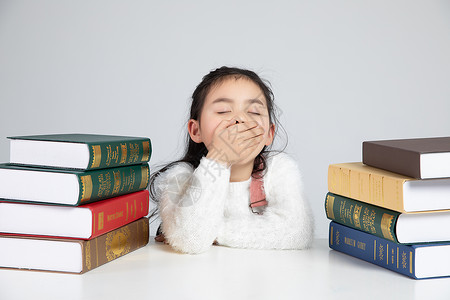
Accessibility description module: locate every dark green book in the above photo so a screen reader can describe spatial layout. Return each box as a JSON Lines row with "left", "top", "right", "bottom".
{"left": 325, "top": 192, "right": 450, "bottom": 244}
{"left": 0, "top": 163, "right": 149, "bottom": 206}
{"left": 9, "top": 133, "right": 151, "bottom": 170}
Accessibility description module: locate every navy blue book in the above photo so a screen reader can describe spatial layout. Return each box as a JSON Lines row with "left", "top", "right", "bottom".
{"left": 329, "top": 222, "right": 450, "bottom": 279}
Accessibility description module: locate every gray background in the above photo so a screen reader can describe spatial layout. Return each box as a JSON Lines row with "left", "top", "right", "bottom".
{"left": 1, "top": 0, "right": 449, "bottom": 239}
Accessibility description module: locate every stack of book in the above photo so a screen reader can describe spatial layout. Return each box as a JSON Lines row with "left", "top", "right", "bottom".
{"left": 325, "top": 136, "right": 450, "bottom": 279}
{"left": 0, "top": 134, "right": 152, "bottom": 274}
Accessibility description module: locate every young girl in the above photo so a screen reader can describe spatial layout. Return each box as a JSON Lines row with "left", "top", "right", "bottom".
{"left": 149, "top": 66, "right": 314, "bottom": 254}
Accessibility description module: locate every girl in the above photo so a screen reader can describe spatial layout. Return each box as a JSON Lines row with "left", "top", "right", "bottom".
{"left": 149, "top": 66, "right": 314, "bottom": 254}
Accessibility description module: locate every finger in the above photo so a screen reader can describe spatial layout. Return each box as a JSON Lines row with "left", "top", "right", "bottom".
{"left": 215, "top": 118, "right": 238, "bottom": 133}
{"left": 236, "top": 141, "right": 263, "bottom": 160}
{"left": 238, "top": 132, "right": 264, "bottom": 147}
{"left": 237, "top": 126, "right": 265, "bottom": 142}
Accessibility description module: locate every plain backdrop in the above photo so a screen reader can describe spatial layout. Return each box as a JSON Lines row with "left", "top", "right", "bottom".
{"left": 1, "top": 0, "right": 449, "bottom": 239}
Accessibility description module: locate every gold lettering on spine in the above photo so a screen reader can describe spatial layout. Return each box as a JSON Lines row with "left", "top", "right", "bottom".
{"left": 112, "top": 170, "right": 121, "bottom": 194}
{"left": 97, "top": 173, "right": 112, "bottom": 197}
{"left": 378, "top": 244, "right": 384, "bottom": 261}
{"left": 106, "top": 145, "right": 119, "bottom": 166}
{"left": 80, "top": 175, "right": 93, "bottom": 202}
{"left": 381, "top": 213, "right": 395, "bottom": 242}
{"left": 387, "top": 244, "right": 389, "bottom": 265}
{"left": 344, "top": 237, "right": 356, "bottom": 247}
{"left": 374, "top": 241, "right": 376, "bottom": 261}
{"left": 107, "top": 211, "right": 123, "bottom": 221}
{"left": 95, "top": 238, "right": 99, "bottom": 268}
{"left": 128, "top": 143, "right": 140, "bottom": 163}
{"left": 142, "top": 219, "right": 149, "bottom": 245}
{"left": 357, "top": 241, "right": 366, "bottom": 250}
{"left": 98, "top": 212, "right": 104, "bottom": 230}
{"left": 141, "top": 141, "right": 150, "bottom": 162}
{"left": 410, "top": 252, "right": 413, "bottom": 274}
{"left": 120, "top": 143, "right": 127, "bottom": 164}
{"left": 126, "top": 202, "right": 129, "bottom": 221}
{"left": 391, "top": 247, "right": 395, "bottom": 265}
{"left": 326, "top": 195, "right": 335, "bottom": 219}
{"left": 362, "top": 208, "right": 377, "bottom": 234}
{"left": 91, "top": 145, "right": 102, "bottom": 169}
{"left": 139, "top": 165, "right": 149, "bottom": 189}
{"left": 401, "top": 251, "right": 408, "bottom": 269}
{"left": 85, "top": 241, "right": 91, "bottom": 270}
{"left": 353, "top": 204, "right": 362, "bottom": 229}
{"left": 397, "top": 247, "right": 399, "bottom": 269}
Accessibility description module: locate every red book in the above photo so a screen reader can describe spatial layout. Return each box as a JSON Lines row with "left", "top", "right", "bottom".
{"left": 0, "top": 190, "right": 149, "bottom": 239}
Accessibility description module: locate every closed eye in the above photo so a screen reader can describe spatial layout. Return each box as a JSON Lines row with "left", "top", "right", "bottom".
{"left": 217, "top": 111, "right": 231, "bottom": 114}
{"left": 248, "top": 112, "right": 261, "bottom": 115}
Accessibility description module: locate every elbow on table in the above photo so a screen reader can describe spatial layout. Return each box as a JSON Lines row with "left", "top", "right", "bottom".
{"left": 292, "top": 215, "right": 315, "bottom": 250}
{"left": 277, "top": 213, "right": 314, "bottom": 250}
{"left": 163, "top": 228, "right": 214, "bottom": 254}
{"left": 171, "top": 240, "right": 212, "bottom": 255}
{"left": 293, "top": 225, "right": 314, "bottom": 250}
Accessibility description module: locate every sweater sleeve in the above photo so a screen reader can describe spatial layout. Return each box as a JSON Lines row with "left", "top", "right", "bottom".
{"left": 158, "top": 157, "right": 230, "bottom": 254}
{"left": 215, "top": 153, "right": 314, "bottom": 250}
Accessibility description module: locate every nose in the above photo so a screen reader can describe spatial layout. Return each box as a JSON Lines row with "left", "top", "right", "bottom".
{"left": 234, "top": 113, "right": 248, "bottom": 124}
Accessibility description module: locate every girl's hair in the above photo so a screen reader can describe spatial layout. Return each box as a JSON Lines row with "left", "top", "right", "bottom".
{"left": 148, "top": 66, "right": 286, "bottom": 218}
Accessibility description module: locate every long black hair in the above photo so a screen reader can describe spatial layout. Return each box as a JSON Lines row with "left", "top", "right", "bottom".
{"left": 148, "top": 66, "right": 286, "bottom": 219}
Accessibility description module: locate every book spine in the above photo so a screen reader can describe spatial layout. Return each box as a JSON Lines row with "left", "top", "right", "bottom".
{"left": 90, "top": 190, "right": 150, "bottom": 238}
{"left": 78, "top": 163, "right": 150, "bottom": 205}
{"left": 87, "top": 139, "right": 151, "bottom": 170}
{"left": 81, "top": 217, "right": 149, "bottom": 273}
{"left": 325, "top": 192, "right": 400, "bottom": 243}
{"left": 362, "top": 142, "right": 421, "bottom": 179}
{"left": 329, "top": 222, "right": 416, "bottom": 279}
{"left": 328, "top": 164, "right": 407, "bottom": 212}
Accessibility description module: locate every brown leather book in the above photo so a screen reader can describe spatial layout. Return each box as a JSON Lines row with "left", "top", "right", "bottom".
{"left": 0, "top": 218, "right": 149, "bottom": 274}
{"left": 363, "top": 137, "right": 450, "bottom": 179}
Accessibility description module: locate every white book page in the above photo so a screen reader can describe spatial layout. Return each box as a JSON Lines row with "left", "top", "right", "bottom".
{"left": 10, "top": 139, "right": 90, "bottom": 169}
{"left": 415, "top": 245, "right": 450, "bottom": 279}
{"left": 0, "top": 169, "right": 80, "bottom": 205}
{"left": 0, "top": 203, "right": 93, "bottom": 238}
{"left": 403, "top": 179, "right": 450, "bottom": 212}
{"left": 0, "top": 238, "right": 83, "bottom": 273}
{"left": 421, "top": 152, "right": 450, "bottom": 179}
{"left": 397, "top": 212, "right": 450, "bottom": 243}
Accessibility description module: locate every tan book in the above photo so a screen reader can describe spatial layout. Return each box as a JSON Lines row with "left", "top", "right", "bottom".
{"left": 0, "top": 218, "right": 149, "bottom": 274}
{"left": 328, "top": 162, "right": 450, "bottom": 213}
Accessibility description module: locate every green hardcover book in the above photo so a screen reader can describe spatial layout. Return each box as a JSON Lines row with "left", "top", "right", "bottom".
{"left": 0, "top": 163, "right": 149, "bottom": 206}
{"left": 8, "top": 133, "right": 151, "bottom": 170}
{"left": 325, "top": 192, "right": 450, "bottom": 244}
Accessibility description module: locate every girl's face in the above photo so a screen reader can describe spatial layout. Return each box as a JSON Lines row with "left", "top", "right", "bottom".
{"left": 188, "top": 77, "right": 275, "bottom": 164}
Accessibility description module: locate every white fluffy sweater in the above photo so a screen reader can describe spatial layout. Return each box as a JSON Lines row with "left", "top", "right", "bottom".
{"left": 156, "top": 152, "right": 314, "bottom": 254}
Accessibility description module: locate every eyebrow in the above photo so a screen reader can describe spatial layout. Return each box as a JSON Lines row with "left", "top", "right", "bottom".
{"left": 211, "top": 98, "right": 265, "bottom": 106}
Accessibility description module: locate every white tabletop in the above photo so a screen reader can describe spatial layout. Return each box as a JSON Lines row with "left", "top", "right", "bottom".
{"left": 1, "top": 239, "right": 450, "bottom": 300}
